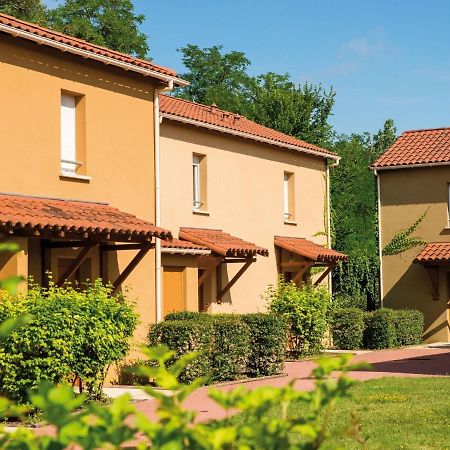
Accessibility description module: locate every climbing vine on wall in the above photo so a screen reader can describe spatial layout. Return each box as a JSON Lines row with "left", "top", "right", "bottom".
{"left": 382, "top": 208, "right": 429, "bottom": 256}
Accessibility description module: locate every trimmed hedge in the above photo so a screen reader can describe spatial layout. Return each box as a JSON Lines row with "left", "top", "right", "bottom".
{"left": 242, "top": 313, "right": 287, "bottom": 376}
{"left": 331, "top": 307, "right": 424, "bottom": 350}
{"left": 149, "top": 312, "right": 286, "bottom": 383}
{"left": 148, "top": 319, "right": 213, "bottom": 383}
{"left": 331, "top": 308, "right": 365, "bottom": 350}
{"left": 394, "top": 309, "right": 425, "bottom": 346}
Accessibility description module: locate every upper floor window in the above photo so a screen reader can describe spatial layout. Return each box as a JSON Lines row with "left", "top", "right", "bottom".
{"left": 284, "top": 171, "right": 295, "bottom": 222}
{"left": 193, "top": 154, "right": 207, "bottom": 211}
{"left": 60, "top": 92, "right": 87, "bottom": 178}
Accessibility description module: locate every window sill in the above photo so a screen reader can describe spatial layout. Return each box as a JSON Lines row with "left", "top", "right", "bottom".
{"left": 60, "top": 171, "right": 92, "bottom": 182}
{"left": 284, "top": 220, "right": 297, "bottom": 226}
{"left": 193, "top": 209, "right": 210, "bottom": 216}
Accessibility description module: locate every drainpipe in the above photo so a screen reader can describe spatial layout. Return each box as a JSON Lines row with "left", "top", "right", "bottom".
{"left": 154, "top": 80, "right": 174, "bottom": 323}
{"left": 327, "top": 158, "right": 340, "bottom": 295}
{"left": 375, "top": 169, "right": 383, "bottom": 307}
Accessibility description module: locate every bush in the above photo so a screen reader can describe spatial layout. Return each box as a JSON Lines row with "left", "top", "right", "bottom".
{"left": 242, "top": 313, "right": 287, "bottom": 376}
{"left": 148, "top": 319, "right": 213, "bottom": 383}
{"left": 209, "top": 315, "right": 250, "bottom": 381}
{"left": 265, "top": 278, "right": 331, "bottom": 357}
{"left": 0, "top": 280, "right": 138, "bottom": 403}
{"left": 364, "top": 308, "right": 398, "bottom": 349}
{"left": 333, "top": 293, "right": 367, "bottom": 310}
{"left": 164, "top": 311, "right": 211, "bottom": 322}
{"left": 331, "top": 307, "right": 365, "bottom": 350}
{"left": 394, "top": 309, "right": 424, "bottom": 346}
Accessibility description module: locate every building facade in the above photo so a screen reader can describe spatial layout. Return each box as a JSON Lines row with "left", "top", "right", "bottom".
{"left": 159, "top": 96, "right": 346, "bottom": 317}
{"left": 0, "top": 13, "right": 184, "bottom": 342}
{"left": 373, "top": 127, "right": 450, "bottom": 343}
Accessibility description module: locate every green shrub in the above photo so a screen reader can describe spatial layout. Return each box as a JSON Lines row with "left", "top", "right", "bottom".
{"left": 394, "top": 309, "right": 424, "bottom": 346}
{"left": 242, "top": 313, "right": 287, "bottom": 376}
{"left": 364, "top": 308, "right": 398, "bottom": 349}
{"left": 265, "top": 278, "right": 331, "bottom": 357}
{"left": 163, "top": 311, "right": 211, "bottom": 322}
{"left": 148, "top": 319, "right": 213, "bottom": 383}
{"left": 209, "top": 315, "right": 250, "bottom": 381}
{"left": 0, "top": 280, "right": 137, "bottom": 403}
{"left": 331, "top": 307, "right": 365, "bottom": 350}
{"left": 333, "top": 293, "right": 367, "bottom": 310}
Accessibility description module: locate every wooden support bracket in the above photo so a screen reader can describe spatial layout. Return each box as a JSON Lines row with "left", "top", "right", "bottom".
{"left": 111, "top": 244, "right": 152, "bottom": 295}
{"left": 56, "top": 243, "right": 97, "bottom": 286}
{"left": 292, "top": 262, "right": 315, "bottom": 285}
{"left": 425, "top": 266, "right": 440, "bottom": 301}
{"left": 198, "top": 258, "right": 222, "bottom": 287}
{"left": 314, "top": 264, "right": 336, "bottom": 286}
{"left": 217, "top": 258, "right": 253, "bottom": 302}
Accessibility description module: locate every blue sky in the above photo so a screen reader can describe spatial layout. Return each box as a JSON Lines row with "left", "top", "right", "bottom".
{"left": 44, "top": 0, "right": 450, "bottom": 135}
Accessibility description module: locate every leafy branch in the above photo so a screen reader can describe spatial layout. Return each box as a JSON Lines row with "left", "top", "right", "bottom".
{"left": 382, "top": 208, "right": 429, "bottom": 256}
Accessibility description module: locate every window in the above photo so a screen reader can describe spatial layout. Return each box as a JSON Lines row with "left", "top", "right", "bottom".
{"left": 447, "top": 183, "right": 450, "bottom": 226}
{"left": 193, "top": 154, "right": 207, "bottom": 211}
{"left": 283, "top": 171, "right": 295, "bottom": 221}
{"left": 60, "top": 92, "right": 86, "bottom": 177}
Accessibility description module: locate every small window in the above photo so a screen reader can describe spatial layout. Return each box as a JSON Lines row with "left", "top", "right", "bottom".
{"left": 284, "top": 171, "right": 295, "bottom": 221}
{"left": 193, "top": 154, "right": 207, "bottom": 211}
{"left": 60, "top": 92, "right": 86, "bottom": 176}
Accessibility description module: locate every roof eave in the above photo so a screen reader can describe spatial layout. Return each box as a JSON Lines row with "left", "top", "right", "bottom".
{"left": 371, "top": 160, "right": 450, "bottom": 172}
{"left": 0, "top": 23, "right": 188, "bottom": 87}
{"left": 161, "top": 113, "right": 338, "bottom": 161}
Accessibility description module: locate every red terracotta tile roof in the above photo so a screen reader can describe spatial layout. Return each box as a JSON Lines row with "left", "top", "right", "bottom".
{"left": 0, "top": 13, "right": 185, "bottom": 84}
{"left": 413, "top": 242, "right": 450, "bottom": 264}
{"left": 0, "top": 193, "right": 171, "bottom": 242}
{"left": 179, "top": 228, "right": 269, "bottom": 257}
{"left": 161, "top": 237, "right": 210, "bottom": 252}
{"left": 274, "top": 236, "right": 347, "bottom": 263}
{"left": 372, "top": 127, "right": 450, "bottom": 169}
{"left": 160, "top": 95, "right": 338, "bottom": 160}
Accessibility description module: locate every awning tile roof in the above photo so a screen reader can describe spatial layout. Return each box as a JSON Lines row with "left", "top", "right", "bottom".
{"left": 0, "top": 193, "right": 171, "bottom": 241}
{"left": 161, "top": 237, "right": 209, "bottom": 251}
{"left": 0, "top": 13, "right": 180, "bottom": 80}
{"left": 414, "top": 242, "right": 450, "bottom": 264}
{"left": 179, "top": 228, "right": 269, "bottom": 257}
{"left": 274, "top": 236, "right": 347, "bottom": 262}
{"left": 160, "top": 95, "right": 337, "bottom": 159}
{"left": 372, "top": 127, "right": 450, "bottom": 168}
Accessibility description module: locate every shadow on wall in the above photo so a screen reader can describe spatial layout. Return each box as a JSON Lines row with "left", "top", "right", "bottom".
{"left": 383, "top": 260, "right": 449, "bottom": 342}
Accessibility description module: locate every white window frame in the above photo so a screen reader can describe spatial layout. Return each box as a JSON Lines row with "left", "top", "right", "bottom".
{"left": 193, "top": 155, "right": 202, "bottom": 210}
{"left": 60, "top": 93, "right": 80, "bottom": 175}
{"left": 284, "top": 172, "right": 291, "bottom": 220}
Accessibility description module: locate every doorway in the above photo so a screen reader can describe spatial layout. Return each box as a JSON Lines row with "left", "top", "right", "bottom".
{"left": 163, "top": 266, "right": 185, "bottom": 317}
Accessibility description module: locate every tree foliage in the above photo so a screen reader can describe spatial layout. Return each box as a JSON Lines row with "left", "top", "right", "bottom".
{"left": 177, "top": 44, "right": 335, "bottom": 146}
{"left": 331, "top": 119, "right": 397, "bottom": 309}
{"left": 0, "top": 0, "right": 47, "bottom": 23}
{"left": 47, "top": 0, "right": 149, "bottom": 58}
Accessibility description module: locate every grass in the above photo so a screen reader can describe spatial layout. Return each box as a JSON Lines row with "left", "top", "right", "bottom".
{"left": 233, "top": 377, "right": 450, "bottom": 449}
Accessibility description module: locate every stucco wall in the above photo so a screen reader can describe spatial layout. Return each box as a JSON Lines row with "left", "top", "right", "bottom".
{"left": 379, "top": 166, "right": 450, "bottom": 342}
{"left": 0, "top": 35, "right": 159, "bottom": 342}
{"left": 160, "top": 120, "right": 328, "bottom": 313}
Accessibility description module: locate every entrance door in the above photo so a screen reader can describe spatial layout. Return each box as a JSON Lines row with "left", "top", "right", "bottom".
{"left": 163, "top": 267, "right": 185, "bottom": 317}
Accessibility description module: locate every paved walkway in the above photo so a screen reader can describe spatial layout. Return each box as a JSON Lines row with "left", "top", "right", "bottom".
{"left": 135, "top": 346, "right": 450, "bottom": 423}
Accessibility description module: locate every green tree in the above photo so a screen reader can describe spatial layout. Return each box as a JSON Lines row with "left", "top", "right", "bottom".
{"left": 330, "top": 119, "right": 397, "bottom": 309}
{"left": 47, "top": 0, "right": 149, "bottom": 59}
{"left": 177, "top": 44, "right": 335, "bottom": 146}
{"left": 0, "top": 0, "right": 47, "bottom": 23}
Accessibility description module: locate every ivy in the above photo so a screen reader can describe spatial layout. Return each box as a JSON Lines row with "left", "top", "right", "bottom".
{"left": 382, "top": 208, "right": 429, "bottom": 256}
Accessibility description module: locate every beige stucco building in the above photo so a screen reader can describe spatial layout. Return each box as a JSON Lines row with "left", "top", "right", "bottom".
{"left": 158, "top": 96, "right": 346, "bottom": 317}
{"left": 373, "top": 127, "right": 450, "bottom": 342}
{"left": 0, "top": 13, "right": 185, "bottom": 342}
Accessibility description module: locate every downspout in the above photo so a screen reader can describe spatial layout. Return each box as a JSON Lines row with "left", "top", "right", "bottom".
{"left": 375, "top": 169, "right": 383, "bottom": 307}
{"left": 327, "top": 158, "right": 340, "bottom": 295}
{"left": 154, "top": 81, "right": 173, "bottom": 323}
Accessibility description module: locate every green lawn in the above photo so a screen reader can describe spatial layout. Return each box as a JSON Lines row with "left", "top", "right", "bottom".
{"left": 235, "top": 377, "right": 450, "bottom": 449}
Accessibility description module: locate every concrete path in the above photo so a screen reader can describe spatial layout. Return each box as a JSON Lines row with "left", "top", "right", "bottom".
{"left": 135, "top": 346, "right": 450, "bottom": 423}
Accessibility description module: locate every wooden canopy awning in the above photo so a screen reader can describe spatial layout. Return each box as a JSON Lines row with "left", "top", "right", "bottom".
{"left": 0, "top": 193, "right": 171, "bottom": 242}
{"left": 274, "top": 236, "right": 347, "bottom": 286}
{"left": 176, "top": 227, "right": 269, "bottom": 302}
{"left": 0, "top": 193, "right": 172, "bottom": 294}
{"left": 413, "top": 243, "right": 450, "bottom": 301}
